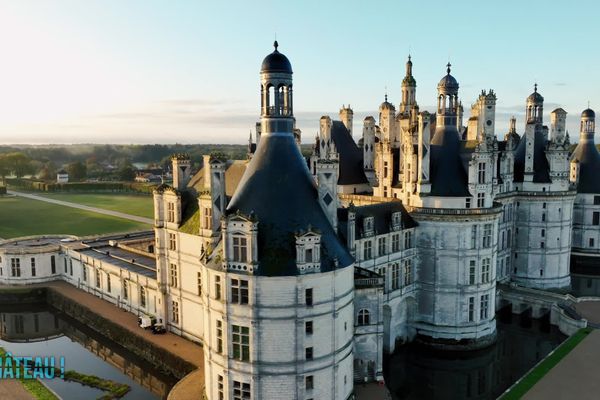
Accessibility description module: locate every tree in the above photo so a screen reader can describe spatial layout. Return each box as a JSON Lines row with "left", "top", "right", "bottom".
{"left": 38, "top": 162, "right": 57, "bottom": 181}
{"left": 118, "top": 165, "right": 136, "bottom": 181}
{"left": 67, "top": 161, "right": 87, "bottom": 182}
{"left": 5, "top": 152, "right": 33, "bottom": 178}
{"left": 0, "top": 155, "right": 10, "bottom": 184}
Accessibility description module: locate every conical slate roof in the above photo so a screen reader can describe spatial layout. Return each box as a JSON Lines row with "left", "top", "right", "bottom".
{"left": 226, "top": 133, "right": 353, "bottom": 276}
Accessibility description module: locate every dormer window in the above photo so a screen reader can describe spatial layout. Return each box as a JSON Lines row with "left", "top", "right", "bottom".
{"left": 296, "top": 230, "right": 321, "bottom": 273}
{"left": 391, "top": 212, "right": 401, "bottom": 230}
{"left": 232, "top": 236, "right": 248, "bottom": 262}
{"left": 363, "top": 217, "right": 374, "bottom": 236}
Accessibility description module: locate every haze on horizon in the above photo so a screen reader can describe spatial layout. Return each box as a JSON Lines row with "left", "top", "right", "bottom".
{"left": 0, "top": 0, "right": 598, "bottom": 145}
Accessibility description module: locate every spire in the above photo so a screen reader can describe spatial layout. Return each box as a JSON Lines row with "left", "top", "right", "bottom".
{"left": 534, "top": 83, "right": 538, "bottom": 93}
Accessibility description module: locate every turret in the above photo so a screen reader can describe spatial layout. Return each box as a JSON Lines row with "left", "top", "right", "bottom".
{"left": 400, "top": 55, "right": 417, "bottom": 114}
{"left": 379, "top": 94, "right": 396, "bottom": 142}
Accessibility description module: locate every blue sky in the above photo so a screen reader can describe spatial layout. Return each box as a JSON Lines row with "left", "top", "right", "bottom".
{"left": 0, "top": 0, "right": 597, "bottom": 144}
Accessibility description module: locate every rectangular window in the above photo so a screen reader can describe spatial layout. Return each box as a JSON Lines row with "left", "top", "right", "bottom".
{"left": 233, "top": 381, "right": 251, "bottom": 400}
{"left": 172, "top": 300, "right": 179, "bottom": 324}
{"left": 595, "top": 196, "right": 600, "bottom": 205}
{"left": 51, "top": 256, "right": 56, "bottom": 274}
{"left": 404, "top": 259, "right": 412, "bottom": 286}
{"left": 477, "top": 193, "right": 485, "bottom": 208}
{"left": 169, "top": 263, "right": 178, "bottom": 288}
{"left": 216, "top": 320, "right": 223, "bottom": 353}
{"left": 501, "top": 231, "right": 505, "bottom": 249}
{"left": 478, "top": 162, "right": 486, "bottom": 184}
{"left": 404, "top": 231, "right": 413, "bottom": 249}
{"left": 466, "top": 197, "right": 471, "bottom": 209}
{"left": 197, "top": 271, "right": 202, "bottom": 296}
{"left": 471, "top": 225, "right": 477, "bottom": 249}
{"left": 217, "top": 375, "right": 224, "bottom": 400}
{"left": 384, "top": 161, "right": 388, "bottom": 178}
{"left": 507, "top": 229, "right": 512, "bottom": 247}
{"left": 31, "top": 258, "right": 36, "bottom": 277}
{"left": 305, "top": 321, "right": 313, "bottom": 335}
{"left": 95, "top": 269, "right": 101, "bottom": 288}
{"left": 392, "top": 234, "right": 400, "bottom": 252}
{"left": 232, "top": 236, "right": 248, "bottom": 262}
{"left": 594, "top": 212, "right": 600, "bottom": 226}
{"left": 305, "top": 288, "right": 313, "bottom": 306}
{"left": 469, "top": 260, "right": 476, "bottom": 285}
{"left": 480, "top": 294, "right": 489, "bottom": 320}
{"left": 140, "top": 286, "right": 146, "bottom": 308}
{"left": 168, "top": 233, "right": 177, "bottom": 251}
{"left": 167, "top": 202, "right": 175, "bottom": 223}
{"left": 541, "top": 229, "right": 545, "bottom": 237}
{"left": 306, "top": 375, "right": 314, "bottom": 390}
{"left": 305, "top": 347, "right": 313, "bottom": 360}
{"left": 481, "top": 258, "right": 490, "bottom": 283}
{"left": 542, "top": 213, "right": 546, "bottom": 222}
{"left": 378, "top": 237, "right": 386, "bottom": 256}
{"left": 69, "top": 260, "right": 73, "bottom": 276}
{"left": 541, "top": 241, "right": 545, "bottom": 249}
{"left": 106, "top": 273, "right": 111, "bottom": 293}
{"left": 590, "top": 238, "right": 595, "bottom": 248}
{"left": 363, "top": 241, "right": 372, "bottom": 260}
{"left": 468, "top": 296, "right": 475, "bottom": 322}
{"left": 82, "top": 265, "right": 87, "bottom": 282}
{"left": 232, "top": 325, "right": 250, "bottom": 361}
{"left": 483, "top": 224, "right": 492, "bottom": 248}
{"left": 305, "top": 248, "right": 313, "bottom": 263}
{"left": 64, "top": 258, "right": 68, "bottom": 273}
{"left": 391, "top": 263, "right": 400, "bottom": 290}
{"left": 231, "top": 279, "right": 249, "bottom": 304}
{"left": 201, "top": 206, "right": 212, "bottom": 230}
{"left": 10, "top": 258, "right": 21, "bottom": 277}
{"left": 215, "top": 275, "right": 222, "bottom": 300}
{"left": 123, "top": 280, "right": 128, "bottom": 300}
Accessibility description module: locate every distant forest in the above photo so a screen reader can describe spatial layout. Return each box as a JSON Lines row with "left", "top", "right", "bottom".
{"left": 0, "top": 143, "right": 314, "bottom": 183}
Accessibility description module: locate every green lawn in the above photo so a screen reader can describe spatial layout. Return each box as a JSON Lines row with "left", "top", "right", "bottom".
{"left": 499, "top": 327, "right": 593, "bottom": 400}
{"left": 38, "top": 193, "right": 154, "bottom": 218}
{"left": 0, "top": 197, "right": 150, "bottom": 239}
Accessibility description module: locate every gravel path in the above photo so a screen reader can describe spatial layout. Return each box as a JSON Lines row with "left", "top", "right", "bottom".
{"left": 8, "top": 191, "right": 153, "bottom": 225}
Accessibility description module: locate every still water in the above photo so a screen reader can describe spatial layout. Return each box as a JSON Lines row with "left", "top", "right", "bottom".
{"left": 0, "top": 304, "right": 177, "bottom": 400}
{"left": 385, "top": 313, "right": 566, "bottom": 400}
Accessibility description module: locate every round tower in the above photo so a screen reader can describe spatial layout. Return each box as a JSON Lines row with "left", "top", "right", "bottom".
{"left": 436, "top": 63, "right": 459, "bottom": 129}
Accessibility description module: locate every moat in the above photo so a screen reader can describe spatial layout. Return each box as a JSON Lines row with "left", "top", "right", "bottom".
{"left": 384, "top": 310, "right": 566, "bottom": 399}
{"left": 0, "top": 304, "right": 178, "bottom": 400}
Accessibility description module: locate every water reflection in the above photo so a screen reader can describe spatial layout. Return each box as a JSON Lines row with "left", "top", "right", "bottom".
{"left": 385, "top": 314, "right": 566, "bottom": 400}
{"left": 0, "top": 304, "right": 177, "bottom": 400}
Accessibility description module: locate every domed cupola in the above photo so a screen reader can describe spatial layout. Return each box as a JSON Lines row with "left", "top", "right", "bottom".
{"left": 260, "top": 41, "right": 294, "bottom": 134}
{"left": 437, "top": 63, "right": 459, "bottom": 94}
{"left": 526, "top": 84, "right": 544, "bottom": 124}
{"left": 260, "top": 41, "right": 293, "bottom": 74}
{"left": 379, "top": 94, "right": 395, "bottom": 111}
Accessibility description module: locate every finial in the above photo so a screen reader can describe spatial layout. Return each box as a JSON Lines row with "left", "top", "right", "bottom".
{"left": 446, "top": 62, "right": 451, "bottom": 74}
{"left": 534, "top": 83, "right": 538, "bottom": 92}
{"left": 384, "top": 86, "right": 388, "bottom": 102}
{"left": 273, "top": 40, "right": 279, "bottom": 51}
{"left": 588, "top": 100, "right": 591, "bottom": 109}
{"left": 408, "top": 54, "right": 411, "bottom": 62}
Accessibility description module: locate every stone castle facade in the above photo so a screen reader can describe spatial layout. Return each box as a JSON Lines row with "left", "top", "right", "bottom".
{"left": 1, "top": 44, "right": 599, "bottom": 400}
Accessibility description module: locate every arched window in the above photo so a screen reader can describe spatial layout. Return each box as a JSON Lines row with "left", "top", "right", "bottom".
{"left": 357, "top": 309, "right": 370, "bottom": 326}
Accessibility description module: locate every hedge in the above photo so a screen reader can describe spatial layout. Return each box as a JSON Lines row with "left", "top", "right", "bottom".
{"left": 6, "top": 178, "right": 157, "bottom": 194}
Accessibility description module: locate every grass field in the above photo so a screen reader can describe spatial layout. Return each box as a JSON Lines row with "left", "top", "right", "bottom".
{"left": 38, "top": 193, "right": 154, "bottom": 218}
{"left": 0, "top": 197, "right": 150, "bottom": 239}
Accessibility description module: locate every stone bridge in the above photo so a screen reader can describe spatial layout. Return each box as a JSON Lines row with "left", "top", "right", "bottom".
{"left": 497, "top": 282, "right": 598, "bottom": 335}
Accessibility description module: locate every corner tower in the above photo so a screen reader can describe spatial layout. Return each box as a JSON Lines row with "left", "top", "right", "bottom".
{"left": 202, "top": 43, "right": 355, "bottom": 400}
